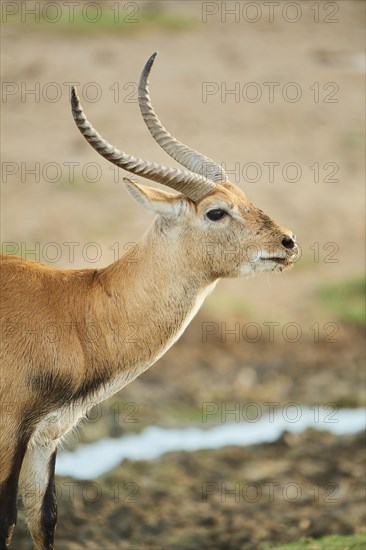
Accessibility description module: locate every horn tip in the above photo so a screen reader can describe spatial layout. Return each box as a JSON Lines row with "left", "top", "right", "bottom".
{"left": 70, "top": 85, "right": 78, "bottom": 104}
{"left": 145, "top": 51, "right": 158, "bottom": 72}
{"left": 70, "top": 85, "right": 83, "bottom": 120}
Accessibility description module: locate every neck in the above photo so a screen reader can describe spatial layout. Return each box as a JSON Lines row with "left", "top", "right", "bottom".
{"left": 91, "top": 224, "right": 217, "bottom": 379}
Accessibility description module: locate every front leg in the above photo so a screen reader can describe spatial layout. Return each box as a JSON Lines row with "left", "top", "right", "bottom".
{"left": 0, "top": 426, "right": 29, "bottom": 550}
{"left": 19, "top": 444, "right": 57, "bottom": 550}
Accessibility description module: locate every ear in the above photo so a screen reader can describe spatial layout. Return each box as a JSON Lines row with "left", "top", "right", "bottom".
{"left": 124, "top": 177, "right": 185, "bottom": 218}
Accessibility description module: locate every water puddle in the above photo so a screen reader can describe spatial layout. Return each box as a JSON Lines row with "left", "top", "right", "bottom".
{"left": 56, "top": 408, "right": 366, "bottom": 479}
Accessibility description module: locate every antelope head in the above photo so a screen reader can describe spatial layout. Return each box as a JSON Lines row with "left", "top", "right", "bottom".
{"left": 71, "top": 52, "right": 298, "bottom": 282}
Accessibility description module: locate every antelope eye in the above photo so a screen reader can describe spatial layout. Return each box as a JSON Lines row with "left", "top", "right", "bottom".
{"left": 206, "top": 209, "right": 227, "bottom": 221}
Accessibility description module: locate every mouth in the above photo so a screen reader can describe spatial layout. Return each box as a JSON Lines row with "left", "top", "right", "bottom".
{"left": 259, "top": 256, "right": 294, "bottom": 271}
{"left": 262, "top": 257, "right": 290, "bottom": 264}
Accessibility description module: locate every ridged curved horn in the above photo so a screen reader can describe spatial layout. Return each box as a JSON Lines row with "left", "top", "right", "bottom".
{"left": 70, "top": 87, "right": 216, "bottom": 202}
{"left": 138, "top": 52, "right": 228, "bottom": 184}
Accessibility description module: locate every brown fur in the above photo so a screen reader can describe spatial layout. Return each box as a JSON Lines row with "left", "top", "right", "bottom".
{"left": 0, "top": 177, "right": 297, "bottom": 549}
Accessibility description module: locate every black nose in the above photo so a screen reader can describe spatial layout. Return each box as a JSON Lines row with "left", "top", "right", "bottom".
{"left": 282, "top": 235, "right": 296, "bottom": 250}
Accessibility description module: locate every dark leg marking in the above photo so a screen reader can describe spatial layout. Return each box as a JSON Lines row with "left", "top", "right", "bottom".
{"left": 0, "top": 438, "right": 28, "bottom": 550}
{"left": 40, "top": 450, "right": 57, "bottom": 550}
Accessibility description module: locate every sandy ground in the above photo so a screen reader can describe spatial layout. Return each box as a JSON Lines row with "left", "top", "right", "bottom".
{"left": 1, "top": 1, "right": 365, "bottom": 548}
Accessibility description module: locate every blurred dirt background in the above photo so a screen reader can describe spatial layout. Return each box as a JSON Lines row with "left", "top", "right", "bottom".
{"left": 1, "top": 0, "right": 365, "bottom": 548}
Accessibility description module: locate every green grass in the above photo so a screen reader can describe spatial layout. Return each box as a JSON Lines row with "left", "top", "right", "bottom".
{"left": 318, "top": 276, "right": 365, "bottom": 326}
{"left": 273, "top": 534, "right": 366, "bottom": 549}
{"left": 5, "top": 5, "right": 195, "bottom": 34}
